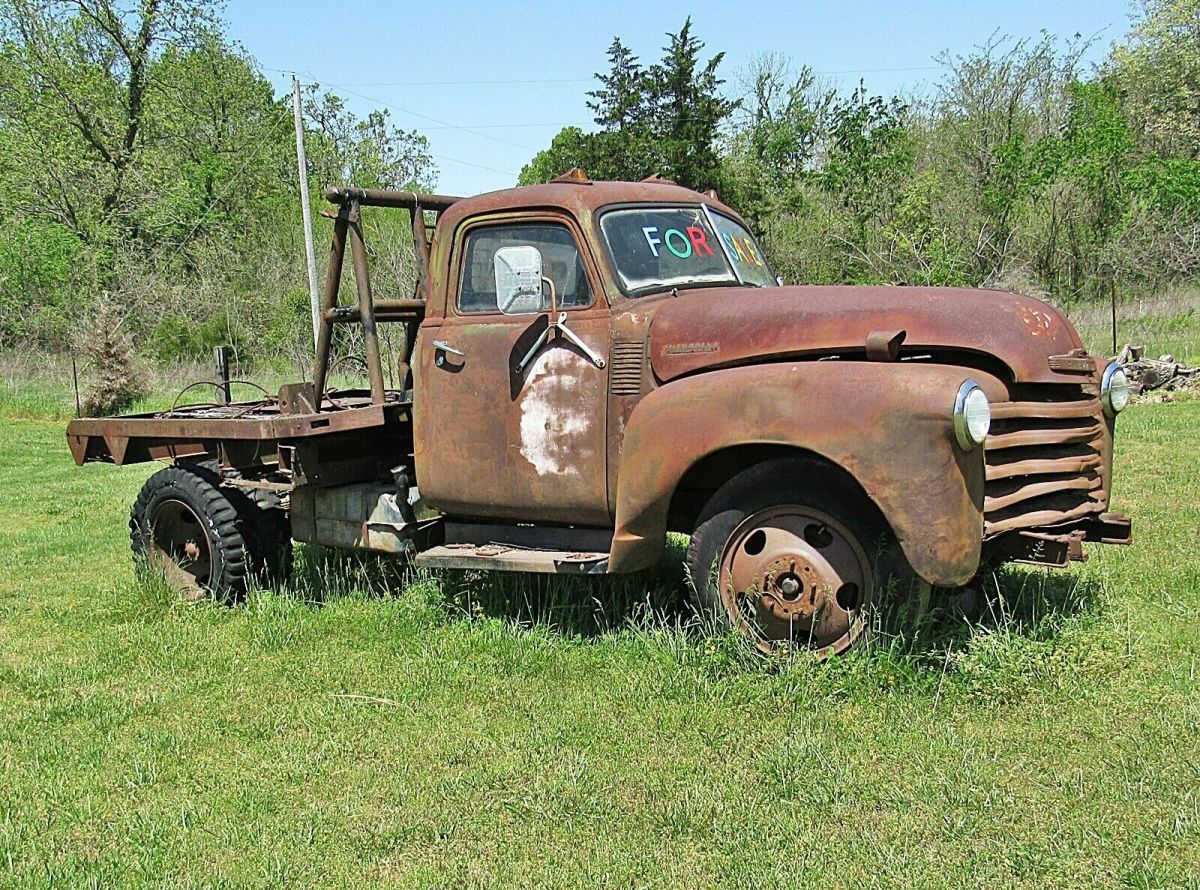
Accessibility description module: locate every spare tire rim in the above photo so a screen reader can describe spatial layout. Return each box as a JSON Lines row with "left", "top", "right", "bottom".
{"left": 148, "top": 497, "right": 213, "bottom": 595}
{"left": 718, "top": 505, "right": 873, "bottom": 656}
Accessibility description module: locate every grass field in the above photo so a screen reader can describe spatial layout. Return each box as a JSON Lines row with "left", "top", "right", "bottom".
{"left": 1, "top": 399, "right": 1198, "bottom": 887}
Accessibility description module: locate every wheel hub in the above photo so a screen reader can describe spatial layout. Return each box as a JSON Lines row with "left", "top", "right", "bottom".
{"left": 758, "top": 557, "right": 826, "bottom": 622}
{"left": 719, "top": 506, "right": 872, "bottom": 655}
{"left": 149, "top": 498, "right": 213, "bottom": 597}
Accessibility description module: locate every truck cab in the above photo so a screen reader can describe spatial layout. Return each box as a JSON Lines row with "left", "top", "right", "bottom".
{"left": 67, "top": 173, "right": 1133, "bottom": 658}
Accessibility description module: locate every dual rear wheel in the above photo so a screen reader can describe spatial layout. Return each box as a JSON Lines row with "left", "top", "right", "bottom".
{"left": 130, "top": 464, "right": 290, "bottom": 600}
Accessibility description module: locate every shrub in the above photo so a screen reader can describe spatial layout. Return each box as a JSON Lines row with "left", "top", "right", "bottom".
{"left": 78, "top": 301, "right": 148, "bottom": 416}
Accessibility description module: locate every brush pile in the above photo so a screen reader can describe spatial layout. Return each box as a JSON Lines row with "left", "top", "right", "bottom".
{"left": 1115, "top": 345, "right": 1199, "bottom": 397}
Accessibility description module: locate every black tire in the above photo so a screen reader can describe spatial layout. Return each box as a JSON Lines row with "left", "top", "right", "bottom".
{"left": 686, "top": 457, "right": 928, "bottom": 657}
{"left": 242, "top": 487, "right": 293, "bottom": 587}
{"left": 130, "top": 465, "right": 291, "bottom": 600}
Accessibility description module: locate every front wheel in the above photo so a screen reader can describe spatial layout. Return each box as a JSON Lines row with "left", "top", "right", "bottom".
{"left": 687, "top": 458, "right": 927, "bottom": 657}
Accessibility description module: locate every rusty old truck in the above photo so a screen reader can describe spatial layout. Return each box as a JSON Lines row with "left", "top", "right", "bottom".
{"left": 66, "top": 171, "right": 1133, "bottom": 656}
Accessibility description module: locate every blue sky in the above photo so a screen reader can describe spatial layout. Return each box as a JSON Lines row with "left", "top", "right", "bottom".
{"left": 225, "top": 0, "right": 1135, "bottom": 197}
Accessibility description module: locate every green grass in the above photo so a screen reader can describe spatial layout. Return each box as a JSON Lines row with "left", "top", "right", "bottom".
{"left": 1, "top": 402, "right": 1199, "bottom": 887}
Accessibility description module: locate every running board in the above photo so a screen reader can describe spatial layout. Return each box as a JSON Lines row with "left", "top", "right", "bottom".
{"left": 415, "top": 544, "right": 609, "bottom": 574}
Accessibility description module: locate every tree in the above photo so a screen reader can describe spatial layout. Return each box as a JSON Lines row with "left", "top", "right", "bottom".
{"left": 587, "top": 38, "right": 647, "bottom": 131}
{"left": 819, "top": 89, "right": 913, "bottom": 226}
{"left": 521, "top": 20, "right": 737, "bottom": 191}
{"left": 302, "top": 87, "right": 436, "bottom": 191}
{"left": 926, "top": 32, "right": 1090, "bottom": 280}
{"left": 130, "top": 36, "right": 293, "bottom": 250}
{"left": 648, "top": 18, "right": 738, "bottom": 191}
{"left": 0, "top": 0, "right": 438, "bottom": 352}
{"left": 0, "top": 0, "right": 224, "bottom": 242}
{"left": 722, "top": 54, "right": 836, "bottom": 222}
{"left": 1111, "top": 0, "right": 1200, "bottom": 158}
{"left": 517, "top": 126, "right": 596, "bottom": 185}
{"left": 581, "top": 38, "right": 658, "bottom": 179}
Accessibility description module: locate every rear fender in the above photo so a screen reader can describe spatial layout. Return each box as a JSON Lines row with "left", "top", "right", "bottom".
{"left": 609, "top": 362, "right": 988, "bottom": 586}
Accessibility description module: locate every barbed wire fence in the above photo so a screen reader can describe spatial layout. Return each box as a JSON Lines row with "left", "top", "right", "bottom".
{"left": 1067, "top": 289, "right": 1200, "bottom": 364}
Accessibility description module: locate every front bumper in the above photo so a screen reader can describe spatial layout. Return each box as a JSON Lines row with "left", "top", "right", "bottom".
{"left": 985, "top": 511, "right": 1132, "bottom": 568}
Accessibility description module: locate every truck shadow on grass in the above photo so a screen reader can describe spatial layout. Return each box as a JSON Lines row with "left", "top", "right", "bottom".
{"left": 286, "top": 536, "right": 694, "bottom": 638}
{"left": 276, "top": 539, "right": 1109, "bottom": 689}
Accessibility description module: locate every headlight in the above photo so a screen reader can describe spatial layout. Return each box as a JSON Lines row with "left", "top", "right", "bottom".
{"left": 1101, "top": 363, "right": 1130, "bottom": 415}
{"left": 953, "top": 379, "right": 991, "bottom": 450}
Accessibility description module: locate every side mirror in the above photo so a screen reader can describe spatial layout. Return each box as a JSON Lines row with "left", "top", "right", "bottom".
{"left": 494, "top": 245, "right": 546, "bottom": 315}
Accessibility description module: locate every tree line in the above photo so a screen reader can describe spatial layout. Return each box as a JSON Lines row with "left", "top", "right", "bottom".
{"left": 0, "top": 0, "right": 434, "bottom": 360}
{"left": 1, "top": 0, "right": 1197, "bottom": 364}
{"left": 524, "top": 3, "right": 1199, "bottom": 307}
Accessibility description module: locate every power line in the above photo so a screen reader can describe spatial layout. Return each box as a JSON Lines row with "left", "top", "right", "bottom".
{"left": 335, "top": 85, "right": 540, "bottom": 153}
{"left": 261, "top": 63, "right": 947, "bottom": 86}
{"left": 419, "top": 122, "right": 586, "bottom": 130}
{"left": 425, "top": 153, "right": 519, "bottom": 177}
{"left": 262, "top": 67, "right": 522, "bottom": 177}
{"left": 261, "top": 60, "right": 946, "bottom": 157}
{"left": 315, "top": 65, "right": 944, "bottom": 88}
{"left": 331, "top": 77, "right": 595, "bottom": 87}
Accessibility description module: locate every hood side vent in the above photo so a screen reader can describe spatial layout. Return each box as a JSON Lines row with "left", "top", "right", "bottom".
{"left": 610, "top": 338, "right": 645, "bottom": 397}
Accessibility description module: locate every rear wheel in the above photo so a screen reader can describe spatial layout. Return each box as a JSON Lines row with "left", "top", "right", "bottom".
{"left": 130, "top": 465, "right": 290, "bottom": 600}
{"left": 687, "top": 458, "right": 928, "bottom": 657}
{"left": 243, "top": 487, "right": 293, "bottom": 587}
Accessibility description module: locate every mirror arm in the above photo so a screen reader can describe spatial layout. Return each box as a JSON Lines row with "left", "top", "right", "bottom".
{"left": 515, "top": 326, "right": 553, "bottom": 374}
{"left": 515, "top": 312, "right": 606, "bottom": 374}
{"left": 553, "top": 313, "right": 606, "bottom": 368}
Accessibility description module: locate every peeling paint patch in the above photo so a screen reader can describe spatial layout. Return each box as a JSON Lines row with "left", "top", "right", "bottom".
{"left": 519, "top": 349, "right": 590, "bottom": 477}
{"left": 1019, "top": 305, "right": 1059, "bottom": 337}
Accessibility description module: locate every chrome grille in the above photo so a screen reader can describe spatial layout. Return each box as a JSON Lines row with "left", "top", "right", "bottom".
{"left": 983, "top": 394, "right": 1107, "bottom": 537}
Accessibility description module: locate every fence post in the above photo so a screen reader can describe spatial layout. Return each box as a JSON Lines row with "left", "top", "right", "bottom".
{"left": 214, "top": 346, "right": 232, "bottom": 404}
{"left": 1110, "top": 275, "right": 1118, "bottom": 357}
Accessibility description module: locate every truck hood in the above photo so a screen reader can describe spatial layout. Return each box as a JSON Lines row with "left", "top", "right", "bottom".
{"left": 647, "top": 285, "right": 1090, "bottom": 384}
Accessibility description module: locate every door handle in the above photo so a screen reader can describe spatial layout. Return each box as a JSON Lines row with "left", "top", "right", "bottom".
{"left": 432, "top": 340, "right": 464, "bottom": 366}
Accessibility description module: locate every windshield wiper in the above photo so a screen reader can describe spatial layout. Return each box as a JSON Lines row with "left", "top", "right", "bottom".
{"left": 632, "top": 280, "right": 741, "bottom": 298}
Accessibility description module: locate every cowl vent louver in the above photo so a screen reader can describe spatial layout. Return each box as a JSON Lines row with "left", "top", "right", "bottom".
{"left": 610, "top": 339, "right": 645, "bottom": 397}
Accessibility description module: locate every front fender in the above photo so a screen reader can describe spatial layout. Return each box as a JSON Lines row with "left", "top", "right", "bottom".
{"left": 609, "top": 362, "right": 987, "bottom": 586}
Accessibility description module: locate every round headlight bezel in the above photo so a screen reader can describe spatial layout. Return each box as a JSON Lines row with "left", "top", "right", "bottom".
{"left": 1101, "top": 363, "right": 1130, "bottom": 416}
{"left": 953, "top": 379, "right": 991, "bottom": 451}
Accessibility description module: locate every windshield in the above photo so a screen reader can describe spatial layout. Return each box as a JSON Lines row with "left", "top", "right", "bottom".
{"left": 709, "top": 211, "right": 777, "bottom": 288}
{"left": 599, "top": 205, "right": 776, "bottom": 295}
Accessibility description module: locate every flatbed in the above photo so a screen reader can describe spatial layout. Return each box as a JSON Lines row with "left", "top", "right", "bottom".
{"left": 67, "top": 390, "right": 409, "bottom": 468}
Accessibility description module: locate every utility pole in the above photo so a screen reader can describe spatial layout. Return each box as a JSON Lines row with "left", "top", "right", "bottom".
{"left": 292, "top": 74, "right": 321, "bottom": 348}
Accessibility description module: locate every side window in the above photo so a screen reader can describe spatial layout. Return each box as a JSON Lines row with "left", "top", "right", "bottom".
{"left": 457, "top": 222, "right": 592, "bottom": 314}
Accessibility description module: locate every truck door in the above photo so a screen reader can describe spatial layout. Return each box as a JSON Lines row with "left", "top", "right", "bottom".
{"left": 415, "top": 217, "right": 611, "bottom": 527}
